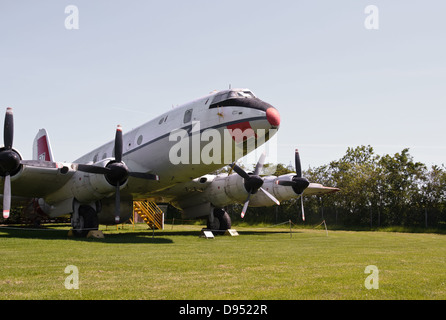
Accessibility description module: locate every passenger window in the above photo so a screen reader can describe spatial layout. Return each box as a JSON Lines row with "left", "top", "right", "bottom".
{"left": 137, "top": 135, "right": 143, "bottom": 145}
{"left": 183, "top": 109, "right": 193, "bottom": 123}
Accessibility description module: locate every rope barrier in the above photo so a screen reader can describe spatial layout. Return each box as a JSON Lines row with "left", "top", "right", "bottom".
{"left": 313, "top": 220, "right": 328, "bottom": 236}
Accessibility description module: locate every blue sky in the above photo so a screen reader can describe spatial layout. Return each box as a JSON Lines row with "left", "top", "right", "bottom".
{"left": 1, "top": 1, "right": 445, "bottom": 170}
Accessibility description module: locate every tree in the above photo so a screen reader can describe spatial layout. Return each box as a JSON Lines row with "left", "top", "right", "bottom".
{"left": 313, "top": 145, "right": 381, "bottom": 225}
{"left": 420, "top": 164, "right": 446, "bottom": 226}
{"left": 218, "top": 145, "right": 446, "bottom": 229}
{"left": 378, "top": 149, "right": 426, "bottom": 226}
{"left": 301, "top": 145, "right": 445, "bottom": 229}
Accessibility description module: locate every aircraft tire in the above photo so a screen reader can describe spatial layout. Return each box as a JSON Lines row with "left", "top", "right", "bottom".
{"left": 207, "top": 208, "right": 231, "bottom": 234}
{"left": 74, "top": 205, "right": 99, "bottom": 237}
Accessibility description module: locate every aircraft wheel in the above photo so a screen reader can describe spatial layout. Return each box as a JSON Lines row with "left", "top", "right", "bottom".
{"left": 72, "top": 205, "right": 99, "bottom": 237}
{"left": 207, "top": 208, "right": 231, "bottom": 234}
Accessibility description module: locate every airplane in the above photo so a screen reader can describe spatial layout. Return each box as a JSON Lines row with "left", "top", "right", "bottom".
{"left": 0, "top": 88, "right": 338, "bottom": 236}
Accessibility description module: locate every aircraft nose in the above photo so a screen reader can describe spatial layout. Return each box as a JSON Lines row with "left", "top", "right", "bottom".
{"left": 266, "top": 107, "right": 280, "bottom": 127}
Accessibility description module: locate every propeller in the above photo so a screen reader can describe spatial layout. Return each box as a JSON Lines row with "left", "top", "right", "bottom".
{"left": 275, "top": 149, "right": 309, "bottom": 221}
{"left": 0, "top": 108, "right": 21, "bottom": 219}
{"left": 76, "top": 125, "right": 159, "bottom": 223}
{"left": 230, "top": 152, "right": 280, "bottom": 218}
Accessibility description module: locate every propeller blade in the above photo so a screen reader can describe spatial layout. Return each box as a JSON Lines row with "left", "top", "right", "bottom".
{"left": 230, "top": 163, "right": 250, "bottom": 180}
{"left": 4, "top": 108, "right": 13, "bottom": 150}
{"left": 1, "top": 108, "right": 19, "bottom": 219}
{"left": 241, "top": 193, "right": 252, "bottom": 218}
{"left": 75, "top": 124, "right": 159, "bottom": 225}
{"left": 260, "top": 187, "right": 280, "bottom": 205}
{"left": 114, "top": 184, "right": 120, "bottom": 223}
{"left": 276, "top": 177, "right": 309, "bottom": 192}
{"left": 76, "top": 164, "right": 110, "bottom": 175}
{"left": 232, "top": 152, "right": 271, "bottom": 218}
{"left": 275, "top": 149, "right": 309, "bottom": 221}
{"left": 115, "top": 125, "right": 123, "bottom": 163}
{"left": 295, "top": 149, "right": 302, "bottom": 178}
{"left": 276, "top": 149, "right": 309, "bottom": 192}
{"left": 253, "top": 151, "right": 266, "bottom": 176}
{"left": 276, "top": 180, "right": 295, "bottom": 187}
{"left": 128, "top": 172, "right": 159, "bottom": 180}
{"left": 77, "top": 164, "right": 159, "bottom": 181}
{"left": 3, "top": 175, "right": 11, "bottom": 218}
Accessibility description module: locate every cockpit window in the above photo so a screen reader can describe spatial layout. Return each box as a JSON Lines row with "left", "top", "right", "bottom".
{"left": 236, "top": 90, "right": 256, "bottom": 98}
{"left": 212, "top": 91, "right": 234, "bottom": 105}
{"left": 211, "top": 90, "right": 255, "bottom": 105}
{"left": 209, "top": 89, "right": 272, "bottom": 111}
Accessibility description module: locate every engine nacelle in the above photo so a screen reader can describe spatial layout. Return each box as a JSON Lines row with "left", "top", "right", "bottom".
{"left": 206, "top": 174, "right": 247, "bottom": 207}
{"left": 248, "top": 175, "right": 296, "bottom": 206}
{"left": 173, "top": 173, "right": 304, "bottom": 218}
{"left": 204, "top": 173, "right": 299, "bottom": 208}
{"left": 71, "top": 159, "right": 128, "bottom": 203}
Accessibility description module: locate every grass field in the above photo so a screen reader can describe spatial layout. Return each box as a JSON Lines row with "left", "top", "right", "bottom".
{"left": 0, "top": 222, "right": 445, "bottom": 300}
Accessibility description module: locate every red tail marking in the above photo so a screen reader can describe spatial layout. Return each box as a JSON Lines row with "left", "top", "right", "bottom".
{"left": 37, "top": 136, "right": 50, "bottom": 161}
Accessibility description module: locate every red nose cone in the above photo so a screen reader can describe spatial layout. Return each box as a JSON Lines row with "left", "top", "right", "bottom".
{"left": 266, "top": 107, "right": 280, "bottom": 127}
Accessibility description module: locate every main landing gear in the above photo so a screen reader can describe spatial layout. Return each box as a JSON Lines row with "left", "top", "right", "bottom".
{"left": 207, "top": 208, "right": 231, "bottom": 235}
{"left": 70, "top": 202, "right": 99, "bottom": 237}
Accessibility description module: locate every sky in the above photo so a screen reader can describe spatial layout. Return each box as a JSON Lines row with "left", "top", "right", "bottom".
{"left": 0, "top": 1, "right": 445, "bottom": 171}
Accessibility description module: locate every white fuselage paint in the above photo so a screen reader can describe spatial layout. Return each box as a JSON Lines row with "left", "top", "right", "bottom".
{"left": 74, "top": 90, "right": 277, "bottom": 200}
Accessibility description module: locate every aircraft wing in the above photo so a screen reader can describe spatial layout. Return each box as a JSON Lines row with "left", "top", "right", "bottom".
{"left": 303, "top": 183, "right": 340, "bottom": 196}
{"left": 4, "top": 161, "right": 75, "bottom": 199}
{"left": 147, "top": 171, "right": 339, "bottom": 219}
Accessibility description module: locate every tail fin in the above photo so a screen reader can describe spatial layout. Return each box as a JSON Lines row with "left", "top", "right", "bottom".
{"left": 33, "top": 129, "right": 54, "bottom": 161}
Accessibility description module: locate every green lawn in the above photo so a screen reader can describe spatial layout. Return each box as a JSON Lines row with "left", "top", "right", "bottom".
{"left": 0, "top": 223, "right": 445, "bottom": 300}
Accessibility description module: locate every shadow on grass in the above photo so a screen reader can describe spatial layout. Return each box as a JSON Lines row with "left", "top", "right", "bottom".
{"left": 90, "top": 232, "right": 174, "bottom": 244}
{"left": 0, "top": 226, "right": 173, "bottom": 244}
{"left": 0, "top": 226, "right": 70, "bottom": 240}
{"left": 160, "top": 227, "right": 304, "bottom": 238}
{"left": 0, "top": 224, "right": 302, "bottom": 243}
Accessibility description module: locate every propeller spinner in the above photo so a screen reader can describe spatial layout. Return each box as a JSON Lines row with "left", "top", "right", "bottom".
{"left": 275, "top": 149, "right": 309, "bottom": 221}
{"left": 230, "top": 152, "right": 280, "bottom": 218}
